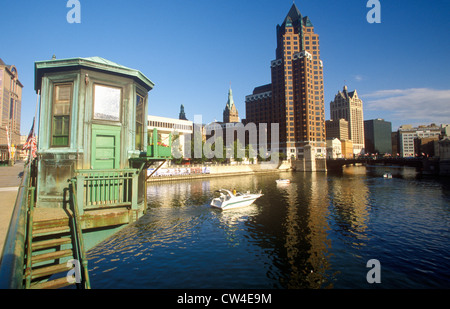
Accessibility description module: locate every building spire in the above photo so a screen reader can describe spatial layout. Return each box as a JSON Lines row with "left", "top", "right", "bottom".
{"left": 285, "top": 2, "right": 301, "bottom": 22}
{"left": 179, "top": 104, "right": 187, "bottom": 120}
{"left": 227, "top": 86, "right": 234, "bottom": 109}
{"left": 224, "top": 85, "right": 239, "bottom": 123}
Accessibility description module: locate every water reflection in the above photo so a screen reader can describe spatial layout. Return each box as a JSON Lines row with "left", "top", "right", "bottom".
{"left": 87, "top": 168, "right": 450, "bottom": 289}
{"left": 88, "top": 173, "right": 356, "bottom": 288}
{"left": 213, "top": 205, "right": 261, "bottom": 248}
{"left": 277, "top": 173, "right": 333, "bottom": 288}
{"left": 147, "top": 180, "right": 212, "bottom": 208}
{"left": 146, "top": 173, "right": 338, "bottom": 288}
{"left": 328, "top": 166, "right": 370, "bottom": 242}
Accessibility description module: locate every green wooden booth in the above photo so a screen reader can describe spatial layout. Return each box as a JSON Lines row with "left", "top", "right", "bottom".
{"left": 34, "top": 56, "right": 155, "bottom": 214}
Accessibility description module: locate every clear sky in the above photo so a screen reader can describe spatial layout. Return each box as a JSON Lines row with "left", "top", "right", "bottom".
{"left": 1, "top": 0, "right": 449, "bottom": 134}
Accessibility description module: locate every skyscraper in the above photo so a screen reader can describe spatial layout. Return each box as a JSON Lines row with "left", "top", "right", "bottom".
{"left": 364, "top": 118, "right": 392, "bottom": 155}
{"left": 330, "top": 86, "right": 365, "bottom": 154}
{"left": 245, "top": 3, "right": 326, "bottom": 159}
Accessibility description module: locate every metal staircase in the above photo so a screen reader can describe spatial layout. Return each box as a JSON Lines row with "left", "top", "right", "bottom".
{"left": 23, "top": 185, "right": 90, "bottom": 289}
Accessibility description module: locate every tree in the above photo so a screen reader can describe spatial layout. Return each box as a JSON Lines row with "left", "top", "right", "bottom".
{"left": 210, "top": 136, "right": 226, "bottom": 163}
{"left": 233, "top": 139, "right": 245, "bottom": 162}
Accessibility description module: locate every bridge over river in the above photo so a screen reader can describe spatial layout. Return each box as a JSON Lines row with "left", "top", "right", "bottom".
{"left": 326, "top": 157, "right": 440, "bottom": 174}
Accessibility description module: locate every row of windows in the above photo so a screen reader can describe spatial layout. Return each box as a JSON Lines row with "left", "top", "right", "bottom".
{"left": 148, "top": 120, "right": 193, "bottom": 132}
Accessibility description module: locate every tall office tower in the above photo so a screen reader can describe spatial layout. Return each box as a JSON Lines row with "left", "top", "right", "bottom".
{"left": 223, "top": 87, "right": 239, "bottom": 123}
{"left": 245, "top": 3, "right": 326, "bottom": 159}
{"left": 0, "top": 58, "right": 23, "bottom": 160}
{"left": 330, "top": 86, "right": 365, "bottom": 154}
{"left": 364, "top": 118, "right": 392, "bottom": 155}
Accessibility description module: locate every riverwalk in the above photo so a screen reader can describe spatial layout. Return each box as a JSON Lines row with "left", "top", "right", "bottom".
{"left": 147, "top": 160, "right": 293, "bottom": 182}
{"left": 0, "top": 162, "right": 24, "bottom": 254}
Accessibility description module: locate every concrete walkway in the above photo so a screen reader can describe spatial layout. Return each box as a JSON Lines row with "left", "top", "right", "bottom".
{"left": 0, "top": 162, "right": 25, "bottom": 254}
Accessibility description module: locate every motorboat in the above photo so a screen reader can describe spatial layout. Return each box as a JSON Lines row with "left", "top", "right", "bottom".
{"left": 383, "top": 173, "right": 392, "bottom": 179}
{"left": 210, "top": 189, "right": 263, "bottom": 210}
{"left": 276, "top": 179, "right": 290, "bottom": 184}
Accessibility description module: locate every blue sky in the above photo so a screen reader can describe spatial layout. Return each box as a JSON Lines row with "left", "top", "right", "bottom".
{"left": 2, "top": 0, "right": 449, "bottom": 134}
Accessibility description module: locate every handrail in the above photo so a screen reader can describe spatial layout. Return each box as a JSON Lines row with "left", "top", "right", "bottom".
{"left": 75, "top": 168, "right": 137, "bottom": 174}
{"left": 24, "top": 188, "right": 35, "bottom": 288}
{"left": 69, "top": 179, "right": 90, "bottom": 289}
{"left": 0, "top": 161, "right": 32, "bottom": 289}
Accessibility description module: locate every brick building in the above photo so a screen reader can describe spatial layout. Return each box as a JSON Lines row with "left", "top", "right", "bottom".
{"left": 245, "top": 3, "right": 326, "bottom": 159}
{"left": 0, "top": 58, "right": 23, "bottom": 161}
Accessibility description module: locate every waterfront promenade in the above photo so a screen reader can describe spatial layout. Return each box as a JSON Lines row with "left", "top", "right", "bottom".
{"left": 0, "top": 162, "right": 24, "bottom": 254}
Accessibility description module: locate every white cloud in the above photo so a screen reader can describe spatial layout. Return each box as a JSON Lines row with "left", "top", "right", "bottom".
{"left": 354, "top": 74, "right": 364, "bottom": 82}
{"left": 361, "top": 88, "right": 450, "bottom": 126}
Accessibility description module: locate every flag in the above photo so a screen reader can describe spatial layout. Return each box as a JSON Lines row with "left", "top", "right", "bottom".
{"left": 29, "top": 136, "right": 37, "bottom": 159}
{"left": 23, "top": 119, "right": 34, "bottom": 149}
{"left": 23, "top": 119, "right": 37, "bottom": 159}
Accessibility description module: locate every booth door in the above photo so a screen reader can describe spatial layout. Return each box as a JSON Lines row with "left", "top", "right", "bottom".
{"left": 91, "top": 125, "right": 121, "bottom": 169}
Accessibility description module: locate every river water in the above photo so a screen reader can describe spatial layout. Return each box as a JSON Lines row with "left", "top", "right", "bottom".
{"left": 87, "top": 166, "right": 450, "bottom": 289}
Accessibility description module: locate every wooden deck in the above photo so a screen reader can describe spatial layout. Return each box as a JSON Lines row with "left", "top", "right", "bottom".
{"left": 33, "top": 206, "right": 134, "bottom": 231}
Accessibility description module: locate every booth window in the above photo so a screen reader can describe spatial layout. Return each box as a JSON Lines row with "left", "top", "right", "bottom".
{"left": 93, "top": 84, "right": 121, "bottom": 121}
{"left": 51, "top": 83, "right": 72, "bottom": 147}
{"left": 135, "top": 94, "right": 145, "bottom": 150}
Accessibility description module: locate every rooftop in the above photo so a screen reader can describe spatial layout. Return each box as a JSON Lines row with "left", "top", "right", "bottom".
{"left": 34, "top": 56, "right": 154, "bottom": 92}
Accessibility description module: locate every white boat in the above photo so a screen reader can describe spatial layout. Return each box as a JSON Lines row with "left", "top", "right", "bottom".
{"left": 210, "top": 189, "right": 263, "bottom": 210}
{"left": 276, "top": 179, "right": 290, "bottom": 184}
{"left": 383, "top": 173, "right": 392, "bottom": 179}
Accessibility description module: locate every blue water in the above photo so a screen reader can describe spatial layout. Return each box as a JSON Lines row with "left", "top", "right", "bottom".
{"left": 86, "top": 166, "right": 450, "bottom": 289}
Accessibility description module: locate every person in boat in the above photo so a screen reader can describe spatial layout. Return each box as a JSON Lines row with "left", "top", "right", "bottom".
{"left": 232, "top": 188, "right": 236, "bottom": 195}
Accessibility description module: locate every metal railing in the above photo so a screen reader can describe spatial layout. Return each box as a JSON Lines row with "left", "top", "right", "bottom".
{"left": 0, "top": 161, "right": 34, "bottom": 289}
{"left": 73, "top": 169, "right": 139, "bottom": 215}
{"left": 69, "top": 180, "right": 90, "bottom": 288}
